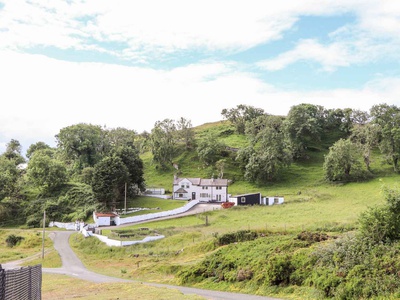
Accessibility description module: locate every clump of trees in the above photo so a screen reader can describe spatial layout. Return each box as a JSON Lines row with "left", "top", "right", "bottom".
{"left": 221, "top": 103, "right": 400, "bottom": 184}
{"left": 0, "top": 123, "right": 147, "bottom": 226}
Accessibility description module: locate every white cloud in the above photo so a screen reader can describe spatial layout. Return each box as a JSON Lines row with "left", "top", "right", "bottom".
{"left": 257, "top": 39, "right": 352, "bottom": 72}
{"left": 1, "top": 0, "right": 388, "bottom": 60}
{"left": 1, "top": 50, "right": 400, "bottom": 154}
{"left": 257, "top": 1, "right": 400, "bottom": 72}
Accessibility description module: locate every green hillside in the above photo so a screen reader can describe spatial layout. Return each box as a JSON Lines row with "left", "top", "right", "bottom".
{"left": 67, "top": 119, "right": 400, "bottom": 300}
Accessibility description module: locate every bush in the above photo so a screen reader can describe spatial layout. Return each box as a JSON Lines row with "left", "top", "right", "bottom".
{"left": 216, "top": 230, "right": 258, "bottom": 246}
{"left": 265, "top": 254, "right": 294, "bottom": 286}
{"left": 6, "top": 234, "right": 24, "bottom": 247}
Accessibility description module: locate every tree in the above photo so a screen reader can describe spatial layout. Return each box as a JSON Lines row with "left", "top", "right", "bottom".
{"left": 27, "top": 150, "right": 68, "bottom": 193}
{"left": 283, "top": 103, "right": 325, "bottom": 158}
{"left": 92, "top": 156, "right": 129, "bottom": 209}
{"left": 104, "top": 127, "right": 137, "bottom": 149}
{"left": 3, "top": 139, "right": 25, "bottom": 165}
{"left": 221, "top": 104, "right": 265, "bottom": 134}
{"left": 149, "top": 119, "right": 177, "bottom": 169}
{"left": 196, "top": 132, "right": 227, "bottom": 166}
{"left": 350, "top": 122, "right": 379, "bottom": 170}
{"left": 323, "top": 139, "right": 366, "bottom": 182}
{"left": 176, "top": 117, "right": 195, "bottom": 150}
{"left": 56, "top": 123, "right": 105, "bottom": 171}
{"left": 238, "top": 115, "right": 291, "bottom": 183}
{"left": 370, "top": 103, "right": 400, "bottom": 172}
{"left": 215, "top": 159, "right": 226, "bottom": 179}
{"left": 0, "top": 155, "right": 21, "bottom": 199}
{"left": 26, "top": 141, "right": 52, "bottom": 159}
{"left": 112, "top": 146, "right": 145, "bottom": 196}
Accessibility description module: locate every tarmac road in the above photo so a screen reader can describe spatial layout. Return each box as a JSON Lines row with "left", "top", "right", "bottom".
{"left": 44, "top": 231, "right": 281, "bottom": 300}
{"left": 3, "top": 203, "right": 282, "bottom": 300}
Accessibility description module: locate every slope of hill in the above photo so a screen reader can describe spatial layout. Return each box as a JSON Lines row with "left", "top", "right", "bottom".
{"left": 64, "top": 120, "right": 400, "bottom": 300}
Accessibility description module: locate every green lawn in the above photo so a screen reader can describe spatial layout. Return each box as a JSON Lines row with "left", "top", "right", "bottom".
{"left": 115, "top": 196, "right": 188, "bottom": 217}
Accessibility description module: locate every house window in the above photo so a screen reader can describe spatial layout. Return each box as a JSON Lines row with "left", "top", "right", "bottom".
{"left": 200, "top": 193, "right": 209, "bottom": 198}
{"left": 216, "top": 186, "right": 222, "bottom": 190}
{"left": 274, "top": 197, "right": 279, "bottom": 204}
{"left": 241, "top": 197, "right": 246, "bottom": 203}
{"left": 179, "top": 193, "right": 184, "bottom": 198}
{"left": 202, "top": 186, "right": 208, "bottom": 190}
{"left": 181, "top": 185, "right": 184, "bottom": 188}
{"left": 186, "top": 184, "right": 189, "bottom": 188}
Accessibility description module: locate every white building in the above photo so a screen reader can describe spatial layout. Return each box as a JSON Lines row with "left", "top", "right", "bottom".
{"left": 262, "top": 196, "right": 284, "bottom": 205}
{"left": 93, "top": 212, "right": 118, "bottom": 227}
{"left": 173, "top": 177, "right": 229, "bottom": 202}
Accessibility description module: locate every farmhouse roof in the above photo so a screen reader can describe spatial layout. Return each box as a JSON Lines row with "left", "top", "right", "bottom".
{"left": 173, "top": 177, "right": 228, "bottom": 187}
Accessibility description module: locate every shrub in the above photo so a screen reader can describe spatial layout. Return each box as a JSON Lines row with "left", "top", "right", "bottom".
{"left": 6, "top": 234, "right": 24, "bottom": 247}
{"left": 297, "top": 231, "right": 330, "bottom": 243}
{"left": 216, "top": 230, "right": 258, "bottom": 246}
{"left": 265, "top": 254, "right": 294, "bottom": 286}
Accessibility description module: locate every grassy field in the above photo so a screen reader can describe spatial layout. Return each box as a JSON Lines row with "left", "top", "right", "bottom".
{"left": 115, "top": 196, "right": 188, "bottom": 217}
{"left": 41, "top": 274, "right": 205, "bottom": 300}
{"left": 0, "top": 229, "right": 61, "bottom": 267}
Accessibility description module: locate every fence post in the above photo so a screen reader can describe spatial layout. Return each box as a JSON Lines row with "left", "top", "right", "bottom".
{"left": 28, "top": 266, "right": 32, "bottom": 300}
{"left": 0, "top": 267, "right": 5, "bottom": 300}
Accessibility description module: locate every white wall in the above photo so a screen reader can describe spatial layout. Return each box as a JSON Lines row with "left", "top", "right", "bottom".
{"left": 49, "top": 221, "right": 77, "bottom": 230}
{"left": 116, "top": 199, "right": 200, "bottom": 226}
{"left": 96, "top": 216, "right": 111, "bottom": 226}
{"left": 85, "top": 233, "right": 165, "bottom": 247}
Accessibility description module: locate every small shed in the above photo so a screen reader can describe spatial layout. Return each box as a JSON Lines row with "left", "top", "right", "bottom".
{"left": 230, "top": 193, "right": 262, "bottom": 206}
{"left": 262, "top": 196, "right": 284, "bottom": 205}
{"left": 93, "top": 212, "right": 118, "bottom": 227}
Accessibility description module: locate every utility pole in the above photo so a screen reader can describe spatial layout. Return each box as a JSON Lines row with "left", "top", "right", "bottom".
{"left": 42, "top": 210, "right": 46, "bottom": 259}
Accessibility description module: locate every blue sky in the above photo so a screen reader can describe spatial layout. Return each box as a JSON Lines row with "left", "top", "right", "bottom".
{"left": 1, "top": 0, "right": 400, "bottom": 154}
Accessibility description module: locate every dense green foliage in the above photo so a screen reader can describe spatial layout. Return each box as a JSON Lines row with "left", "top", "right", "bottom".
{"left": 323, "top": 139, "right": 367, "bottom": 182}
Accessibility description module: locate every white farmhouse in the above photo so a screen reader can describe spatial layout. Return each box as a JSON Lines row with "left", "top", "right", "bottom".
{"left": 173, "top": 176, "right": 229, "bottom": 202}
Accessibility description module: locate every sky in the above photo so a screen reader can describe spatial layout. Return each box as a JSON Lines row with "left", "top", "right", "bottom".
{"left": 1, "top": 0, "right": 400, "bottom": 155}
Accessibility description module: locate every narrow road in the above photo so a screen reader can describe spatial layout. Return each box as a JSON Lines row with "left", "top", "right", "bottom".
{"left": 43, "top": 231, "right": 279, "bottom": 299}
{"left": 42, "top": 231, "right": 131, "bottom": 283}
{"left": 3, "top": 204, "right": 283, "bottom": 300}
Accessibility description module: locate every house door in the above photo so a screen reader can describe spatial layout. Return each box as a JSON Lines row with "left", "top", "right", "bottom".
{"left": 192, "top": 192, "right": 196, "bottom": 200}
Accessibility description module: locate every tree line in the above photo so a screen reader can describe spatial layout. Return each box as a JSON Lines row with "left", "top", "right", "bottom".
{"left": 0, "top": 102, "right": 399, "bottom": 226}
{"left": 222, "top": 102, "right": 400, "bottom": 182}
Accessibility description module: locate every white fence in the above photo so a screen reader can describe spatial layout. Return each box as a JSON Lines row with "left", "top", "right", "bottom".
{"left": 49, "top": 221, "right": 84, "bottom": 231}
{"left": 114, "top": 199, "right": 200, "bottom": 226}
{"left": 81, "top": 227, "right": 165, "bottom": 247}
